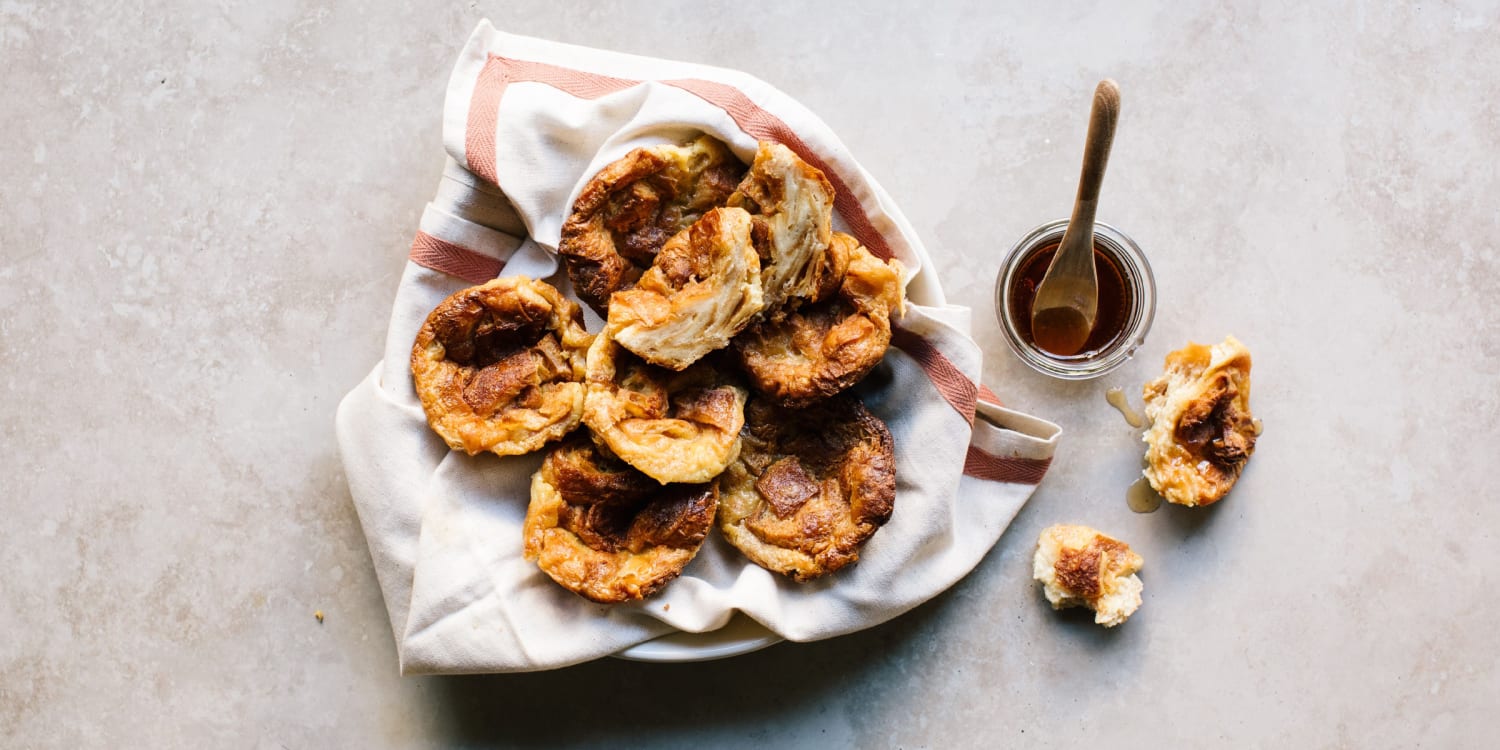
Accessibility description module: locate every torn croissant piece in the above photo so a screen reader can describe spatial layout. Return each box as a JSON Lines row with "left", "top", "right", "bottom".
{"left": 410, "top": 277, "right": 592, "bottom": 456}
{"left": 734, "top": 233, "right": 905, "bottom": 407}
{"left": 1032, "top": 524, "right": 1144, "bottom": 628}
{"left": 717, "top": 395, "right": 896, "bottom": 582}
{"left": 523, "top": 437, "right": 717, "bottom": 603}
{"left": 1038, "top": 528, "right": 1140, "bottom": 627}
{"left": 583, "top": 329, "right": 748, "bottom": 484}
{"left": 1142, "top": 336, "right": 1257, "bottom": 507}
{"left": 727, "top": 142, "right": 839, "bottom": 315}
{"left": 608, "top": 206, "right": 765, "bottom": 370}
{"left": 559, "top": 135, "right": 747, "bottom": 314}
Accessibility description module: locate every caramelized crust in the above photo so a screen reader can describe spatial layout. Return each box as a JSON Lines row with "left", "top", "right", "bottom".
{"left": 558, "top": 135, "right": 746, "bottom": 314}
{"left": 523, "top": 438, "right": 716, "bottom": 602}
{"left": 410, "top": 278, "right": 592, "bottom": 456}
{"left": 717, "top": 395, "right": 895, "bottom": 582}
{"left": 727, "top": 142, "right": 839, "bottom": 316}
{"left": 1142, "top": 336, "right": 1257, "bottom": 507}
{"left": 734, "top": 234, "right": 905, "bottom": 406}
{"left": 1032, "top": 524, "right": 1144, "bottom": 628}
{"left": 583, "top": 329, "right": 748, "bottom": 484}
{"left": 608, "top": 207, "right": 765, "bottom": 370}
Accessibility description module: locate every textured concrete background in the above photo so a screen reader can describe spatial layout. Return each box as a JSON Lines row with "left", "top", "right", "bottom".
{"left": 3, "top": 1, "right": 1497, "bottom": 746}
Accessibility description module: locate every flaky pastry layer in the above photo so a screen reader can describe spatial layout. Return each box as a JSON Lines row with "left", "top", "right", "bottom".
{"left": 727, "top": 142, "right": 839, "bottom": 315}
{"left": 559, "top": 135, "right": 746, "bottom": 314}
{"left": 717, "top": 395, "right": 895, "bottom": 581}
{"left": 1033, "top": 524, "right": 1143, "bottom": 628}
{"left": 523, "top": 438, "right": 716, "bottom": 602}
{"left": 1142, "top": 336, "right": 1257, "bottom": 507}
{"left": 410, "top": 277, "right": 591, "bottom": 456}
{"left": 735, "top": 233, "right": 904, "bottom": 406}
{"left": 609, "top": 206, "right": 765, "bottom": 370}
{"left": 583, "top": 330, "right": 747, "bottom": 484}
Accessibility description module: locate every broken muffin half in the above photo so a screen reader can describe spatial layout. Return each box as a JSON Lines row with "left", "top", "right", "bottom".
{"left": 1033, "top": 524, "right": 1143, "bottom": 628}
{"left": 1142, "top": 336, "right": 1258, "bottom": 507}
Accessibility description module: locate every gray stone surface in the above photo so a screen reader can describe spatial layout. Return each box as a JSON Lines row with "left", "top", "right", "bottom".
{"left": 3, "top": 1, "right": 1497, "bottom": 746}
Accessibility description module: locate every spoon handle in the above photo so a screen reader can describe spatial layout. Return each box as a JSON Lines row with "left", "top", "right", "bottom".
{"left": 1070, "top": 79, "right": 1121, "bottom": 228}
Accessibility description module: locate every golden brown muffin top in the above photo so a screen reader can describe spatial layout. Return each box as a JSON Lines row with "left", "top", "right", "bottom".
{"left": 523, "top": 438, "right": 718, "bottom": 603}
{"left": 410, "top": 277, "right": 591, "bottom": 456}
{"left": 717, "top": 394, "right": 896, "bottom": 581}
{"left": 559, "top": 135, "right": 746, "bottom": 314}
{"left": 583, "top": 330, "right": 748, "bottom": 484}
{"left": 734, "top": 234, "right": 904, "bottom": 407}
{"left": 545, "top": 439, "right": 716, "bottom": 555}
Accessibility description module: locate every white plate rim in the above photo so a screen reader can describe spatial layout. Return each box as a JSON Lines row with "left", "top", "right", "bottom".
{"left": 612, "top": 613, "right": 782, "bottom": 662}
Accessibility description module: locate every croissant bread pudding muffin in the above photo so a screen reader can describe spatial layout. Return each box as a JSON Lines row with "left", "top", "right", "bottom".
{"left": 718, "top": 394, "right": 896, "bottom": 581}
{"left": 410, "top": 277, "right": 593, "bottom": 456}
{"left": 524, "top": 437, "right": 717, "bottom": 603}
{"left": 583, "top": 330, "right": 748, "bottom": 484}
{"left": 735, "top": 233, "right": 906, "bottom": 407}
{"left": 558, "top": 135, "right": 747, "bottom": 313}
{"left": 608, "top": 206, "right": 766, "bottom": 370}
{"left": 1033, "top": 524, "right": 1143, "bottom": 628}
{"left": 1142, "top": 336, "right": 1257, "bottom": 507}
{"left": 727, "top": 141, "right": 841, "bottom": 315}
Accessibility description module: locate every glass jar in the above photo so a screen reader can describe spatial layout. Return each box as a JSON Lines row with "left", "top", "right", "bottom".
{"left": 994, "top": 219, "right": 1155, "bottom": 380}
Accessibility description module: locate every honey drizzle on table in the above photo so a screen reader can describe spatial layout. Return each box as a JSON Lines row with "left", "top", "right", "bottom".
{"left": 1105, "top": 387, "right": 1145, "bottom": 428}
{"left": 1104, "top": 385, "right": 1159, "bottom": 512}
{"left": 1126, "top": 476, "right": 1163, "bottom": 513}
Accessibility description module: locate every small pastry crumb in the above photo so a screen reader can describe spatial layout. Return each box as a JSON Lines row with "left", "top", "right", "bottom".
{"left": 1032, "top": 524, "right": 1143, "bottom": 628}
{"left": 314, "top": 610, "right": 324, "bottom": 624}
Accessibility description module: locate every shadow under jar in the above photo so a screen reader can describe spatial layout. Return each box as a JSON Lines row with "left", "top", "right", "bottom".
{"left": 995, "top": 219, "right": 1155, "bottom": 380}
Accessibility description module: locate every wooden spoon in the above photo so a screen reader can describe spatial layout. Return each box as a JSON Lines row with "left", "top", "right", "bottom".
{"left": 1030, "top": 79, "right": 1122, "bottom": 356}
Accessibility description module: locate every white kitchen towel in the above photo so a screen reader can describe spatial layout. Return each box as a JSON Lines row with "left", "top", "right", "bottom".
{"left": 336, "top": 20, "right": 1061, "bottom": 674}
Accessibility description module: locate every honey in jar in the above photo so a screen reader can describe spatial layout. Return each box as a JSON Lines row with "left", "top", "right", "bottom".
{"left": 1007, "top": 240, "right": 1134, "bottom": 359}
